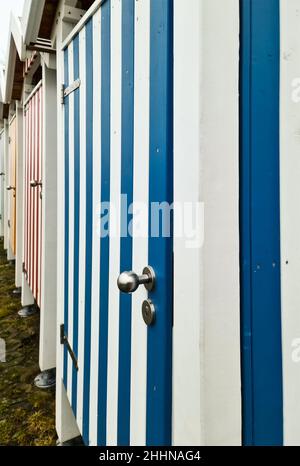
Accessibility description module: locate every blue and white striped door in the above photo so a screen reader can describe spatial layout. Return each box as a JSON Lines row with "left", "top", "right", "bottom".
{"left": 62, "top": 0, "right": 173, "bottom": 446}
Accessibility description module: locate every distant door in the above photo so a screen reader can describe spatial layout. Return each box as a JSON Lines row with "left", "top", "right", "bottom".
{"left": 0, "top": 131, "right": 4, "bottom": 237}
{"left": 62, "top": 0, "right": 173, "bottom": 446}
{"left": 8, "top": 116, "right": 16, "bottom": 256}
{"left": 240, "top": 0, "right": 283, "bottom": 445}
{"left": 24, "top": 83, "right": 43, "bottom": 307}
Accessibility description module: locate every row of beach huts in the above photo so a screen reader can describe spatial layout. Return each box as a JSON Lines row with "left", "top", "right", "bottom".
{"left": 1, "top": 0, "right": 300, "bottom": 447}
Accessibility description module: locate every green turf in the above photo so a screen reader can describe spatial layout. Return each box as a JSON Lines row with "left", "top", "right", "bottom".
{"left": 0, "top": 238, "right": 57, "bottom": 446}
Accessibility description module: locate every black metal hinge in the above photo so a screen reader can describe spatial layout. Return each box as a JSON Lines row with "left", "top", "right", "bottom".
{"left": 22, "top": 262, "right": 27, "bottom": 275}
{"left": 60, "top": 324, "right": 79, "bottom": 371}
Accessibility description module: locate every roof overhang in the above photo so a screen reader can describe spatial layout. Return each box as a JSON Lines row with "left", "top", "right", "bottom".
{"left": 11, "top": 12, "right": 26, "bottom": 60}
{"left": 0, "top": 76, "right": 10, "bottom": 120}
{"left": 0, "top": 65, "right": 5, "bottom": 105}
{"left": 22, "top": 0, "right": 59, "bottom": 53}
{"left": 22, "top": 0, "right": 47, "bottom": 45}
{"left": 3, "top": 13, "right": 27, "bottom": 103}
{"left": 2, "top": 0, "right": 96, "bottom": 105}
{"left": 22, "top": 0, "right": 96, "bottom": 45}
{"left": 0, "top": 84, "right": 3, "bottom": 120}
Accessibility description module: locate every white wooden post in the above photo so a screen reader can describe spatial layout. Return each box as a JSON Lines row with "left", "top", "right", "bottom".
{"left": 39, "top": 60, "right": 57, "bottom": 371}
{"left": 173, "top": 0, "right": 241, "bottom": 445}
{"left": 55, "top": 0, "right": 81, "bottom": 442}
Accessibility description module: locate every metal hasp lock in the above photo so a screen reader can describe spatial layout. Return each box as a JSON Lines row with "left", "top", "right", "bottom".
{"left": 142, "top": 300, "right": 155, "bottom": 326}
{"left": 30, "top": 180, "right": 42, "bottom": 188}
{"left": 6, "top": 185, "right": 16, "bottom": 198}
{"left": 117, "top": 266, "right": 156, "bottom": 293}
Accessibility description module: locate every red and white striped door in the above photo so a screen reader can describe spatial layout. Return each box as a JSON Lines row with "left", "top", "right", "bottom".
{"left": 24, "top": 82, "right": 43, "bottom": 307}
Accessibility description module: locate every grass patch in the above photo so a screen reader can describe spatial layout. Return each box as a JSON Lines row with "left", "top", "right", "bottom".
{"left": 0, "top": 238, "right": 57, "bottom": 446}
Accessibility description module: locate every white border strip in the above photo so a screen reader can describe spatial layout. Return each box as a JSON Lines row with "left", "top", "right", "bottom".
{"left": 173, "top": 0, "right": 241, "bottom": 446}
{"left": 129, "top": 0, "right": 150, "bottom": 446}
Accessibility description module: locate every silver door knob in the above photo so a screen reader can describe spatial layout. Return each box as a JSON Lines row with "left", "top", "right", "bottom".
{"left": 6, "top": 185, "right": 15, "bottom": 191}
{"left": 117, "top": 266, "right": 155, "bottom": 293}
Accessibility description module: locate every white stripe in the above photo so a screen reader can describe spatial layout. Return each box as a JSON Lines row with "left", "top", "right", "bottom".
{"left": 89, "top": 8, "right": 102, "bottom": 446}
{"left": 77, "top": 27, "right": 87, "bottom": 434}
{"left": 130, "top": 0, "right": 150, "bottom": 446}
{"left": 173, "top": 0, "right": 203, "bottom": 445}
{"left": 173, "top": 0, "right": 241, "bottom": 446}
{"left": 106, "top": 0, "right": 122, "bottom": 446}
{"left": 67, "top": 41, "right": 75, "bottom": 404}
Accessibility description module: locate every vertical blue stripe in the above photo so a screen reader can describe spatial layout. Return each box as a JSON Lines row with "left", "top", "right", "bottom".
{"left": 97, "top": 0, "right": 111, "bottom": 446}
{"left": 82, "top": 19, "right": 94, "bottom": 444}
{"left": 71, "top": 34, "right": 80, "bottom": 414}
{"left": 63, "top": 48, "right": 69, "bottom": 391}
{"left": 117, "top": 0, "right": 135, "bottom": 446}
{"left": 146, "top": 0, "right": 173, "bottom": 446}
{"left": 240, "top": 0, "right": 283, "bottom": 446}
{"left": 240, "top": 0, "right": 253, "bottom": 445}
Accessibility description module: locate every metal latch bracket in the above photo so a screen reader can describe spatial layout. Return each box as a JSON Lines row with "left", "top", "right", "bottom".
{"left": 60, "top": 324, "right": 79, "bottom": 371}
{"left": 62, "top": 79, "right": 81, "bottom": 103}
